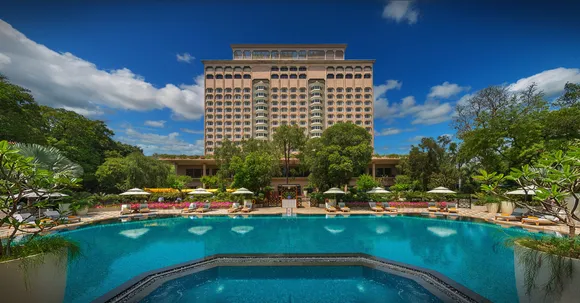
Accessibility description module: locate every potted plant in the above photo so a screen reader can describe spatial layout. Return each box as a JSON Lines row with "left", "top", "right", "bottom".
{"left": 473, "top": 169, "right": 505, "bottom": 214}
{"left": 70, "top": 198, "right": 93, "bottom": 216}
{"left": 0, "top": 141, "right": 81, "bottom": 302}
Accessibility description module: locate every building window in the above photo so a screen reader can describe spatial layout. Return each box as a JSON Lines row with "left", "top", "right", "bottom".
{"left": 336, "top": 74, "right": 344, "bottom": 79}
{"left": 326, "top": 50, "right": 334, "bottom": 59}
{"left": 234, "top": 74, "right": 242, "bottom": 79}
{"left": 327, "top": 74, "right": 334, "bottom": 79}
{"left": 345, "top": 74, "right": 353, "bottom": 79}
{"left": 243, "top": 50, "right": 251, "bottom": 59}
{"left": 355, "top": 74, "right": 362, "bottom": 79}
{"left": 280, "top": 74, "right": 289, "bottom": 79}
{"left": 290, "top": 74, "right": 297, "bottom": 79}
{"left": 271, "top": 74, "right": 279, "bottom": 79}
{"left": 271, "top": 51, "right": 279, "bottom": 59}
{"left": 252, "top": 50, "right": 270, "bottom": 59}
{"left": 225, "top": 74, "right": 233, "bottom": 79}
{"left": 206, "top": 74, "right": 214, "bottom": 79}
{"left": 216, "top": 74, "right": 223, "bottom": 79}
{"left": 335, "top": 50, "right": 344, "bottom": 59}
{"left": 271, "top": 66, "right": 279, "bottom": 71}
{"left": 233, "top": 50, "right": 243, "bottom": 59}
{"left": 299, "top": 74, "right": 306, "bottom": 79}
{"left": 243, "top": 74, "right": 251, "bottom": 79}
{"left": 364, "top": 73, "right": 372, "bottom": 79}
{"left": 185, "top": 168, "right": 203, "bottom": 178}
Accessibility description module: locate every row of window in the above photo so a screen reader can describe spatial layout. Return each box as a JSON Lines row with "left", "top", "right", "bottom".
{"left": 206, "top": 74, "right": 251, "bottom": 79}
{"left": 205, "top": 115, "right": 373, "bottom": 127}
{"left": 204, "top": 87, "right": 372, "bottom": 94}
{"left": 232, "top": 49, "right": 344, "bottom": 60}
{"left": 206, "top": 66, "right": 251, "bottom": 72}
{"left": 327, "top": 94, "right": 373, "bottom": 99}
{"left": 328, "top": 87, "right": 372, "bottom": 93}
{"left": 271, "top": 66, "right": 308, "bottom": 72}
{"left": 270, "top": 74, "right": 308, "bottom": 79}
{"left": 206, "top": 88, "right": 250, "bottom": 93}
{"left": 327, "top": 74, "right": 371, "bottom": 79}
{"left": 326, "top": 66, "right": 372, "bottom": 72}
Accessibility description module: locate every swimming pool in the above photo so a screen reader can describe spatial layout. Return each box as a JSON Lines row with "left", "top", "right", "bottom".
{"left": 61, "top": 214, "right": 533, "bottom": 303}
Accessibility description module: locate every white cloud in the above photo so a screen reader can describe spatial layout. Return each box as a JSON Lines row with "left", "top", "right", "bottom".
{"left": 144, "top": 120, "right": 166, "bottom": 128}
{"left": 428, "top": 82, "right": 470, "bottom": 99}
{"left": 0, "top": 20, "right": 205, "bottom": 120}
{"left": 407, "top": 135, "right": 424, "bottom": 142}
{"left": 117, "top": 127, "right": 204, "bottom": 155}
{"left": 375, "top": 127, "right": 416, "bottom": 136}
{"left": 508, "top": 67, "right": 580, "bottom": 97}
{"left": 456, "top": 93, "right": 474, "bottom": 106}
{"left": 176, "top": 52, "right": 194, "bottom": 63}
{"left": 374, "top": 80, "right": 402, "bottom": 118}
{"left": 376, "top": 92, "right": 453, "bottom": 125}
{"left": 382, "top": 1, "right": 419, "bottom": 24}
{"left": 180, "top": 128, "right": 204, "bottom": 134}
{"left": 411, "top": 102, "right": 453, "bottom": 125}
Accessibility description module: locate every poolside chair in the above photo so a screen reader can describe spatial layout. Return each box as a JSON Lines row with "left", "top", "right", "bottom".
{"left": 182, "top": 203, "right": 196, "bottom": 213}
{"left": 120, "top": 204, "right": 132, "bottom": 215}
{"left": 337, "top": 202, "right": 350, "bottom": 212}
{"left": 196, "top": 202, "right": 212, "bottom": 213}
{"left": 369, "top": 202, "right": 384, "bottom": 212}
{"left": 139, "top": 203, "right": 151, "bottom": 213}
{"left": 495, "top": 208, "right": 528, "bottom": 222}
{"left": 325, "top": 202, "right": 337, "bottom": 212}
{"left": 427, "top": 202, "right": 438, "bottom": 212}
{"left": 13, "top": 213, "right": 36, "bottom": 228}
{"left": 382, "top": 202, "right": 397, "bottom": 213}
{"left": 228, "top": 202, "right": 241, "bottom": 213}
{"left": 44, "top": 209, "right": 60, "bottom": 220}
{"left": 447, "top": 203, "right": 458, "bottom": 214}
{"left": 241, "top": 201, "right": 253, "bottom": 213}
{"left": 522, "top": 215, "right": 557, "bottom": 226}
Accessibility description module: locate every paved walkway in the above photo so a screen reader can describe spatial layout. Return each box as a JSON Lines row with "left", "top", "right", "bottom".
{"left": 1, "top": 205, "right": 576, "bottom": 238}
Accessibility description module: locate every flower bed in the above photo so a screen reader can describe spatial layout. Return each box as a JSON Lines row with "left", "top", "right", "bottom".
{"left": 128, "top": 201, "right": 234, "bottom": 210}
{"left": 343, "top": 201, "right": 448, "bottom": 208}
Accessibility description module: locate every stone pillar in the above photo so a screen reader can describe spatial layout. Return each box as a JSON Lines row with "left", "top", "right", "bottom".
{"left": 202, "top": 163, "right": 206, "bottom": 176}
{"left": 372, "top": 163, "right": 376, "bottom": 178}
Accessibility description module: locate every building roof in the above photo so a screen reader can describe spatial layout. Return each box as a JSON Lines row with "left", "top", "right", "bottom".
{"left": 201, "top": 59, "right": 375, "bottom": 64}
{"left": 230, "top": 44, "right": 347, "bottom": 49}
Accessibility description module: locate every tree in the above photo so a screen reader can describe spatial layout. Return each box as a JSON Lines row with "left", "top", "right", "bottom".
{"left": 273, "top": 125, "right": 306, "bottom": 184}
{"left": 508, "top": 144, "right": 580, "bottom": 235}
{"left": 356, "top": 174, "right": 379, "bottom": 192}
{"left": 168, "top": 174, "right": 193, "bottom": 199}
{"left": 555, "top": 82, "right": 580, "bottom": 107}
{"left": 0, "top": 75, "right": 46, "bottom": 144}
{"left": 95, "top": 152, "right": 172, "bottom": 193}
{"left": 303, "top": 123, "right": 373, "bottom": 190}
{"left": 213, "top": 139, "right": 241, "bottom": 185}
{"left": 230, "top": 149, "right": 279, "bottom": 193}
{"left": 0, "top": 141, "right": 80, "bottom": 258}
{"left": 13, "top": 143, "right": 83, "bottom": 178}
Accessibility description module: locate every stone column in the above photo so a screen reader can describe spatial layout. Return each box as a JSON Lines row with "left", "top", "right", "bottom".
{"left": 202, "top": 163, "right": 207, "bottom": 176}
{"left": 372, "top": 163, "right": 376, "bottom": 178}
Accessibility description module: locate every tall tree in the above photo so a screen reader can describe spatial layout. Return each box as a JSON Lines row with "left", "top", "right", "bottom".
{"left": 213, "top": 139, "right": 241, "bottom": 188}
{"left": 230, "top": 149, "right": 280, "bottom": 193}
{"left": 303, "top": 123, "right": 373, "bottom": 190}
{"left": 0, "top": 75, "right": 46, "bottom": 144}
{"left": 273, "top": 125, "right": 306, "bottom": 184}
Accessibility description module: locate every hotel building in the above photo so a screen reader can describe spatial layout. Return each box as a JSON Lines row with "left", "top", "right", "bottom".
{"left": 161, "top": 44, "right": 399, "bottom": 189}
{"left": 203, "top": 44, "right": 375, "bottom": 154}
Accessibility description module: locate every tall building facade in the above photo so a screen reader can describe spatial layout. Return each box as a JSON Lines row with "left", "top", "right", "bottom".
{"left": 203, "top": 44, "right": 374, "bottom": 155}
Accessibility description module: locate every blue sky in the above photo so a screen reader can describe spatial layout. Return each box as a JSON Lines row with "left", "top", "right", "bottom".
{"left": 1, "top": 1, "right": 579, "bottom": 155}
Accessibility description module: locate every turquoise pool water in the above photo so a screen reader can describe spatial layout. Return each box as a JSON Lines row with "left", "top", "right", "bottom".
{"left": 141, "top": 266, "right": 441, "bottom": 303}
{"left": 61, "top": 214, "right": 532, "bottom": 303}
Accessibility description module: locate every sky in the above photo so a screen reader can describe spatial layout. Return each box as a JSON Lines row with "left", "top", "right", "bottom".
{"left": 0, "top": 0, "right": 579, "bottom": 155}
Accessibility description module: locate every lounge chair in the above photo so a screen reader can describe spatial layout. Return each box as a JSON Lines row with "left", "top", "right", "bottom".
{"left": 369, "top": 202, "right": 384, "bottom": 212}
{"left": 14, "top": 213, "right": 36, "bottom": 228}
{"left": 522, "top": 216, "right": 557, "bottom": 226}
{"left": 196, "top": 202, "right": 212, "bottom": 213}
{"left": 428, "top": 202, "right": 438, "bottom": 212}
{"left": 228, "top": 203, "right": 241, "bottom": 213}
{"left": 241, "top": 201, "right": 253, "bottom": 213}
{"left": 64, "top": 216, "right": 81, "bottom": 223}
{"left": 495, "top": 208, "right": 527, "bottom": 222}
{"left": 447, "top": 203, "right": 458, "bottom": 214}
{"left": 325, "top": 202, "right": 337, "bottom": 212}
{"left": 337, "top": 202, "right": 350, "bottom": 212}
{"left": 382, "top": 202, "right": 398, "bottom": 213}
{"left": 139, "top": 203, "right": 151, "bottom": 213}
{"left": 44, "top": 209, "right": 61, "bottom": 220}
{"left": 182, "top": 203, "right": 196, "bottom": 213}
{"left": 120, "top": 204, "right": 132, "bottom": 215}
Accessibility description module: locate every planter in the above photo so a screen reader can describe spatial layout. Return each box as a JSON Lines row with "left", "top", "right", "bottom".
{"left": 75, "top": 206, "right": 89, "bottom": 216}
{"left": 58, "top": 203, "right": 71, "bottom": 214}
{"left": 514, "top": 243, "right": 580, "bottom": 303}
{"left": 0, "top": 251, "right": 68, "bottom": 303}
{"left": 486, "top": 203, "right": 499, "bottom": 213}
{"left": 500, "top": 201, "right": 515, "bottom": 215}
{"left": 302, "top": 201, "right": 311, "bottom": 208}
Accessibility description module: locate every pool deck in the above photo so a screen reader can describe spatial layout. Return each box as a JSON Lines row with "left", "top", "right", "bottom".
{"left": 2, "top": 205, "right": 577, "bottom": 238}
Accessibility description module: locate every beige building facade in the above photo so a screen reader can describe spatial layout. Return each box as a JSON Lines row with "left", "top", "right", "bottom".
{"left": 203, "top": 44, "right": 375, "bottom": 155}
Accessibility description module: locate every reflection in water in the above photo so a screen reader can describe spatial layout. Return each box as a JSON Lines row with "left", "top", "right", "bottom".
{"left": 63, "top": 215, "right": 532, "bottom": 303}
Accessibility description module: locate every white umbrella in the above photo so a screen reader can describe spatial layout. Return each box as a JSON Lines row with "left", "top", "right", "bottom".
{"left": 11, "top": 189, "right": 68, "bottom": 199}
{"left": 232, "top": 188, "right": 254, "bottom": 195}
{"left": 367, "top": 187, "right": 391, "bottom": 194}
{"left": 427, "top": 187, "right": 456, "bottom": 194}
{"left": 506, "top": 185, "right": 537, "bottom": 195}
{"left": 323, "top": 187, "right": 346, "bottom": 195}
{"left": 188, "top": 188, "right": 213, "bottom": 195}
{"left": 119, "top": 188, "right": 151, "bottom": 196}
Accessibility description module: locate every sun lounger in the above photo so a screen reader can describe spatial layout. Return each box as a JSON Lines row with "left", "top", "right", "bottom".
{"left": 120, "top": 204, "right": 132, "bottom": 215}
{"left": 428, "top": 202, "right": 438, "bottom": 212}
{"left": 64, "top": 216, "right": 81, "bottom": 223}
{"left": 196, "top": 202, "right": 212, "bottom": 213}
{"left": 44, "top": 210, "right": 60, "bottom": 220}
{"left": 382, "top": 202, "right": 397, "bottom": 213}
{"left": 325, "top": 202, "right": 337, "bottom": 212}
{"left": 337, "top": 202, "right": 350, "bottom": 212}
{"left": 369, "top": 202, "right": 384, "bottom": 212}
{"left": 139, "top": 203, "right": 150, "bottom": 213}
{"left": 447, "top": 203, "right": 458, "bottom": 213}
{"left": 39, "top": 218, "right": 57, "bottom": 227}
{"left": 522, "top": 216, "right": 557, "bottom": 226}
{"left": 495, "top": 208, "right": 528, "bottom": 221}
{"left": 228, "top": 202, "right": 241, "bottom": 213}
{"left": 14, "top": 213, "right": 36, "bottom": 228}
{"left": 241, "top": 201, "right": 253, "bottom": 213}
{"left": 182, "top": 203, "right": 196, "bottom": 213}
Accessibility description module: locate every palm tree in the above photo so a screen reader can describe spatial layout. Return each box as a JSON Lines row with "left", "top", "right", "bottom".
{"left": 13, "top": 143, "right": 83, "bottom": 178}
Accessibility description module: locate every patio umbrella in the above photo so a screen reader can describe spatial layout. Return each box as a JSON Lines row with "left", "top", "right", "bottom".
{"left": 323, "top": 187, "right": 345, "bottom": 205}
{"left": 427, "top": 187, "right": 456, "bottom": 194}
{"left": 232, "top": 188, "right": 254, "bottom": 195}
{"left": 506, "top": 185, "right": 537, "bottom": 195}
{"left": 366, "top": 187, "right": 391, "bottom": 194}
{"left": 11, "top": 189, "right": 69, "bottom": 199}
{"left": 119, "top": 188, "right": 151, "bottom": 196}
{"left": 188, "top": 188, "right": 213, "bottom": 196}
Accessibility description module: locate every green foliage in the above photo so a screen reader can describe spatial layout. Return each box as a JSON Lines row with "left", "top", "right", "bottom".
{"left": 200, "top": 175, "right": 221, "bottom": 189}
{"left": 0, "top": 75, "right": 46, "bottom": 144}
{"left": 304, "top": 123, "right": 373, "bottom": 190}
{"left": 213, "top": 139, "right": 241, "bottom": 181}
{"left": 390, "top": 175, "right": 420, "bottom": 192}
{"left": 95, "top": 152, "right": 172, "bottom": 193}
{"left": 0, "top": 236, "right": 81, "bottom": 262}
{"left": 273, "top": 125, "right": 307, "bottom": 183}
{"left": 472, "top": 169, "right": 505, "bottom": 204}
{"left": 231, "top": 147, "right": 280, "bottom": 193}
{"left": 355, "top": 174, "right": 379, "bottom": 192}
{"left": 13, "top": 143, "right": 84, "bottom": 178}
{"left": 555, "top": 82, "right": 580, "bottom": 107}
